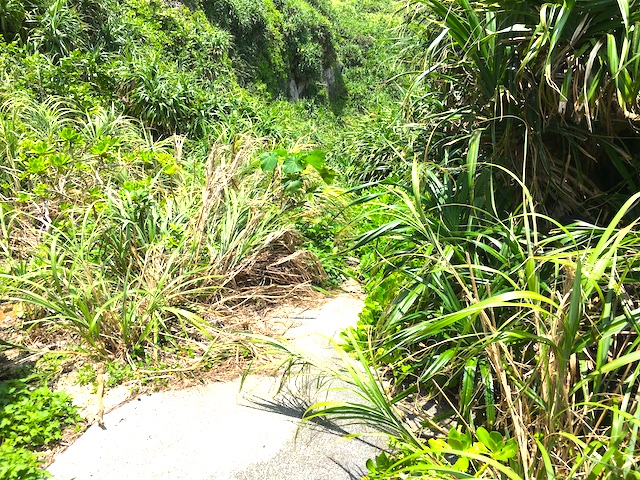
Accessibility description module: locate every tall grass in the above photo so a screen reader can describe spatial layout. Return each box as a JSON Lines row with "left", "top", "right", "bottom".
{"left": 0, "top": 97, "right": 328, "bottom": 360}
{"left": 277, "top": 146, "right": 640, "bottom": 477}
{"left": 291, "top": 4, "right": 640, "bottom": 474}
{"left": 400, "top": 0, "right": 640, "bottom": 221}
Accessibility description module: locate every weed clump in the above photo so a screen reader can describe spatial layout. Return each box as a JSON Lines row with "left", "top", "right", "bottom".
{"left": 0, "top": 378, "right": 81, "bottom": 480}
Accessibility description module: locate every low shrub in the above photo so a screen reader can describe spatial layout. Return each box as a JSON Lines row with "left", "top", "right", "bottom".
{"left": 0, "top": 377, "right": 81, "bottom": 480}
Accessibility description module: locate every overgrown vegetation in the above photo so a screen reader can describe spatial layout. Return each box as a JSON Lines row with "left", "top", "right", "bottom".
{"left": 0, "top": 0, "right": 399, "bottom": 475}
{"left": 0, "top": 0, "right": 383, "bottom": 360}
{"left": 274, "top": 0, "right": 640, "bottom": 478}
{"left": 4, "top": 0, "right": 640, "bottom": 478}
{"left": 400, "top": 0, "right": 640, "bottom": 221}
{"left": 307, "top": 169, "right": 640, "bottom": 478}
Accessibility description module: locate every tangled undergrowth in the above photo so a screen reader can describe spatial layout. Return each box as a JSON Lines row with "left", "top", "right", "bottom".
{"left": 0, "top": 102, "right": 335, "bottom": 362}
{"left": 7, "top": 0, "right": 640, "bottom": 478}
{"left": 267, "top": 0, "right": 640, "bottom": 477}
{"left": 0, "top": 0, "right": 398, "bottom": 477}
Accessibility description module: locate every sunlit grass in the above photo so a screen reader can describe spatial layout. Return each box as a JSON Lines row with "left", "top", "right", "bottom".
{"left": 273, "top": 155, "right": 640, "bottom": 477}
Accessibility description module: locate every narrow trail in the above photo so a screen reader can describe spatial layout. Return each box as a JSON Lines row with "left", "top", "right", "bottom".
{"left": 48, "top": 292, "right": 383, "bottom": 480}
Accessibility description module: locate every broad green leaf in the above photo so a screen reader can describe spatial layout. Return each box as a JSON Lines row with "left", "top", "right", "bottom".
{"left": 452, "top": 455, "right": 470, "bottom": 472}
{"left": 259, "top": 152, "right": 278, "bottom": 172}
{"left": 318, "top": 166, "right": 337, "bottom": 184}
{"left": 304, "top": 150, "right": 326, "bottom": 170}
{"left": 162, "top": 163, "right": 179, "bottom": 175}
{"left": 365, "top": 459, "right": 374, "bottom": 471}
{"left": 282, "top": 155, "right": 304, "bottom": 174}
{"left": 430, "top": 447, "right": 523, "bottom": 480}
{"left": 495, "top": 438, "right": 518, "bottom": 461}
{"left": 475, "top": 427, "right": 494, "bottom": 450}
{"left": 429, "top": 438, "right": 449, "bottom": 451}
{"left": 448, "top": 428, "right": 472, "bottom": 451}
{"left": 283, "top": 179, "right": 303, "bottom": 193}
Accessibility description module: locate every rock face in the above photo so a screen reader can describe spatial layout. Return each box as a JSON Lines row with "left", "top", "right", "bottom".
{"left": 323, "top": 65, "right": 337, "bottom": 92}
{"left": 287, "top": 62, "right": 344, "bottom": 101}
{"left": 198, "top": 0, "right": 342, "bottom": 101}
{"left": 288, "top": 77, "right": 305, "bottom": 101}
{"left": 323, "top": 62, "right": 344, "bottom": 94}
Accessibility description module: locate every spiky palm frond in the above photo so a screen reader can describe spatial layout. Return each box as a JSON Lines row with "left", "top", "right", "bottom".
{"left": 404, "top": 0, "right": 640, "bottom": 220}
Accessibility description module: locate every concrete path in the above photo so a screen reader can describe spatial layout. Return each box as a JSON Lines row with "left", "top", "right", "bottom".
{"left": 48, "top": 294, "right": 383, "bottom": 480}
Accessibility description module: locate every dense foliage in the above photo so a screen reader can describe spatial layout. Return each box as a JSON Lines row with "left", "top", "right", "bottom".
{"left": 0, "top": 0, "right": 394, "bottom": 360}
{"left": 287, "top": 1, "right": 640, "bottom": 478}
{"left": 401, "top": 0, "right": 640, "bottom": 222}
{"left": 0, "top": 0, "right": 400, "bottom": 476}
{"left": 4, "top": 0, "right": 640, "bottom": 478}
